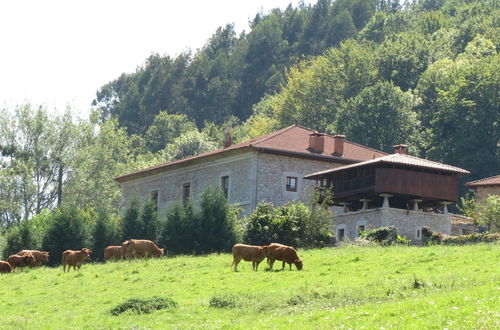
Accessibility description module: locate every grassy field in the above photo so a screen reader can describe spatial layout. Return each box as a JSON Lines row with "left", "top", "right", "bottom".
{"left": 0, "top": 244, "right": 498, "bottom": 329}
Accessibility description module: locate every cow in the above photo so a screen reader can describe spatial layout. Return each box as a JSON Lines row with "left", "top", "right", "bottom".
{"left": 6, "top": 254, "right": 35, "bottom": 271}
{"left": 267, "top": 243, "right": 303, "bottom": 271}
{"left": 17, "top": 250, "right": 49, "bottom": 267}
{"left": 104, "top": 246, "right": 122, "bottom": 261}
{"left": 0, "top": 261, "right": 13, "bottom": 273}
{"left": 62, "top": 248, "right": 92, "bottom": 272}
{"left": 266, "top": 242, "right": 288, "bottom": 265}
{"left": 122, "top": 239, "right": 164, "bottom": 259}
{"left": 231, "top": 244, "right": 268, "bottom": 271}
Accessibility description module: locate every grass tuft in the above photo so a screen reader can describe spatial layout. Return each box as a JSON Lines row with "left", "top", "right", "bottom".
{"left": 110, "top": 296, "right": 178, "bottom": 316}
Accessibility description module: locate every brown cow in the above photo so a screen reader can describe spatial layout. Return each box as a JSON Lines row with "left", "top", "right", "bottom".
{"left": 104, "top": 246, "right": 122, "bottom": 261}
{"left": 122, "top": 239, "right": 164, "bottom": 259}
{"left": 0, "top": 261, "right": 13, "bottom": 273}
{"left": 232, "top": 244, "right": 268, "bottom": 271}
{"left": 62, "top": 248, "right": 92, "bottom": 272}
{"left": 6, "top": 254, "right": 35, "bottom": 271}
{"left": 17, "top": 250, "right": 49, "bottom": 267}
{"left": 267, "top": 244, "right": 303, "bottom": 271}
{"left": 266, "top": 242, "right": 288, "bottom": 265}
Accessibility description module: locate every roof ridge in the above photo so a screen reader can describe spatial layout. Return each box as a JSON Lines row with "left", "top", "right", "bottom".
{"left": 465, "top": 174, "right": 500, "bottom": 185}
{"left": 251, "top": 124, "right": 299, "bottom": 146}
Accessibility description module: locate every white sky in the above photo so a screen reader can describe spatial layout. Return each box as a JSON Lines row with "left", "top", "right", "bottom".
{"left": 0, "top": 0, "right": 314, "bottom": 117}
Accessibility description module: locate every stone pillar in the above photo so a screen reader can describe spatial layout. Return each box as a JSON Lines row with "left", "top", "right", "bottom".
{"left": 410, "top": 199, "right": 423, "bottom": 211}
{"left": 340, "top": 202, "right": 350, "bottom": 213}
{"left": 360, "top": 199, "right": 371, "bottom": 211}
{"left": 440, "top": 201, "right": 452, "bottom": 214}
{"left": 379, "top": 194, "right": 392, "bottom": 208}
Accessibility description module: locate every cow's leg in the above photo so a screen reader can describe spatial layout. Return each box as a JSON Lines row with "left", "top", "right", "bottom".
{"left": 63, "top": 264, "right": 66, "bottom": 272}
{"left": 281, "top": 261, "right": 285, "bottom": 270}
{"left": 269, "top": 258, "right": 275, "bottom": 270}
{"left": 233, "top": 257, "right": 240, "bottom": 272}
{"left": 255, "top": 260, "right": 261, "bottom": 271}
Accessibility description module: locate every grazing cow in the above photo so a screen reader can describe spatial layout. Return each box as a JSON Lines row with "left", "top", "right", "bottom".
{"left": 62, "top": 248, "right": 92, "bottom": 272}
{"left": 267, "top": 244, "right": 303, "bottom": 271}
{"left": 6, "top": 254, "right": 35, "bottom": 271}
{"left": 122, "top": 239, "right": 164, "bottom": 259}
{"left": 0, "top": 261, "right": 13, "bottom": 273}
{"left": 231, "top": 244, "right": 268, "bottom": 271}
{"left": 17, "top": 250, "right": 49, "bottom": 267}
{"left": 266, "top": 242, "right": 288, "bottom": 265}
{"left": 104, "top": 246, "right": 122, "bottom": 261}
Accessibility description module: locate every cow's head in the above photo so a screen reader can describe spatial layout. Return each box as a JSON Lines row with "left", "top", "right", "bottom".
{"left": 82, "top": 248, "right": 93, "bottom": 257}
{"left": 25, "top": 254, "right": 36, "bottom": 266}
{"left": 41, "top": 252, "right": 49, "bottom": 262}
{"left": 294, "top": 259, "right": 303, "bottom": 270}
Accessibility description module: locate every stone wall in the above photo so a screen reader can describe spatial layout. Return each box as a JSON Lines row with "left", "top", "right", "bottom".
{"left": 255, "top": 153, "right": 341, "bottom": 209}
{"left": 334, "top": 207, "right": 455, "bottom": 241}
{"left": 474, "top": 186, "right": 500, "bottom": 204}
{"left": 120, "top": 152, "right": 258, "bottom": 215}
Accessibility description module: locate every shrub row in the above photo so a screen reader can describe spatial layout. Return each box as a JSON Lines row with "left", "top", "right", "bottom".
{"left": 422, "top": 227, "right": 500, "bottom": 245}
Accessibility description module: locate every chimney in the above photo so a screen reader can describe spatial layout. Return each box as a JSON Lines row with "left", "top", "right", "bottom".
{"left": 393, "top": 144, "right": 408, "bottom": 154}
{"left": 333, "top": 134, "right": 345, "bottom": 156}
{"left": 223, "top": 127, "right": 232, "bottom": 148}
{"left": 308, "top": 131, "right": 325, "bottom": 153}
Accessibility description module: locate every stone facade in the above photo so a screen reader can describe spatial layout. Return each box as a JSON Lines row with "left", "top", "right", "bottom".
{"left": 120, "top": 150, "right": 343, "bottom": 215}
{"left": 334, "top": 207, "right": 460, "bottom": 242}
{"left": 473, "top": 186, "right": 500, "bottom": 204}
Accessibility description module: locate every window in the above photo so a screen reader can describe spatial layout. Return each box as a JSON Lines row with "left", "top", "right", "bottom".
{"left": 182, "top": 183, "right": 191, "bottom": 203}
{"left": 357, "top": 224, "right": 365, "bottom": 236}
{"left": 286, "top": 176, "right": 298, "bottom": 192}
{"left": 338, "top": 228, "right": 345, "bottom": 241}
{"left": 416, "top": 228, "right": 421, "bottom": 239}
{"left": 221, "top": 176, "right": 229, "bottom": 199}
{"left": 151, "top": 190, "right": 159, "bottom": 210}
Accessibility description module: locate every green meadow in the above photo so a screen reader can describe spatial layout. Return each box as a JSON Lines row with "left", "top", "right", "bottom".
{"left": 0, "top": 244, "right": 498, "bottom": 329}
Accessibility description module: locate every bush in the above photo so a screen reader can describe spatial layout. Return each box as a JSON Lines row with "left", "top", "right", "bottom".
{"left": 209, "top": 294, "right": 240, "bottom": 308}
{"left": 141, "top": 201, "right": 159, "bottom": 241}
{"left": 442, "top": 233, "right": 500, "bottom": 245}
{"left": 198, "top": 186, "right": 237, "bottom": 253}
{"left": 364, "top": 226, "right": 398, "bottom": 245}
{"left": 122, "top": 199, "right": 142, "bottom": 241}
{"left": 110, "top": 296, "right": 177, "bottom": 315}
{"left": 243, "top": 197, "right": 332, "bottom": 248}
{"left": 92, "top": 210, "right": 122, "bottom": 262}
{"left": 41, "top": 207, "right": 91, "bottom": 266}
{"left": 158, "top": 201, "right": 198, "bottom": 254}
{"left": 422, "top": 227, "right": 443, "bottom": 245}
{"left": 2, "top": 221, "right": 37, "bottom": 258}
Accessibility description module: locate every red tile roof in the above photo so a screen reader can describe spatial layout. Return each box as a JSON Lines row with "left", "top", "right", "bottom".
{"left": 116, "top": 125, "right": 387, "bottom": 183}
{"left": 465, "top": 174, "right": 500, "bottom": 187}
{"left": 304, "top": 153, "right": 470, "bottom": 179}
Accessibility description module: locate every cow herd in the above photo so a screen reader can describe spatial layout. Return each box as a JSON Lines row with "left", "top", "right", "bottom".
{"left": 0, "top": 240, "right": 303, "bottom": 274}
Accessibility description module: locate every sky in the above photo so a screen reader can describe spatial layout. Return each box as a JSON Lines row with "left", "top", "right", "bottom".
{"left": 0, "top": 0, "right": 314, "bottom": 117}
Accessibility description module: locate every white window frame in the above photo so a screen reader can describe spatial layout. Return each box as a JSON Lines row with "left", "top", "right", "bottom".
{"left": 283, "top": 172, "right": 301, "bottom": 195}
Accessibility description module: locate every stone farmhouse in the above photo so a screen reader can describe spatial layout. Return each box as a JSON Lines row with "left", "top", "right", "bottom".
{"left": 115, "top": 125, "right": 386, "bottom": 215}
{"left": 465, "top": 175, "right": 500, "bottom": 204}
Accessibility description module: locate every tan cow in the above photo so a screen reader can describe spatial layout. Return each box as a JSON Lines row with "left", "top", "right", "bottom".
{"left": 267, "top": 244, "right": 303, "bottom": 270}
{"left": 123, "top": 239, "right": 164, "bottom": 259}
{"left": 0, "top": 261, "right": 13, "bottom": 273}
{"left": 62, "top": 248, "right": 92, "bottom": 272}
{"left": 6, "top": 254, "right": 35, "bottom": 271}
{"left": 231, "top": 244, "right": 268, "bottom": 271}
{"left": 17, "top": 250, "right": 49, "bottom": 267}
{"left": 104, "top": 246, "right": 122, "bottom": 261}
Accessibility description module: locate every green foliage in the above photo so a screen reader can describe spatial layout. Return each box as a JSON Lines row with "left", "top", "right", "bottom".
{"left": 110, "top": 296, "right": 177, "bottom": 316}
{"left": 243, "top": 197, "right": 332, "bottom": 248}
{"left": 158, "top": 186, "right": 239, "bottom": 255}
{"left": 162, "top": 130, "right": 217, "bottom": 161}
{"left": 92, "top": 211, "right": 122, "bottom": 262}
{"left": 475, "top": 195, "right": 500, "bottom": 232}
{"left": 422, "top": 227, "right": 444, "bottom": 245}
{"left": 364, "top": 226, "right": 398, "bottom": 245}
{"left": 2, "top": 221, "right": 37, "bottom": 258}
{"left": 144, "top": 112, "right": 197, "bottom": 152}
{"left": 158, "top": 201, "right": 198, "bottom": 255}
{"left": 442, "top": 233, "right": 500, "bottom": 245}
{"left": 198, "top": 186, "right": 237, "bottom": 253}
{"left": 121, "top": 200, "right": 142, "bottom": 241}
{"left": 141, "top": 201, "right": 159, "bottom": 241}
{"left": 41, "top": 207, "right": 91, "bottom": 266}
